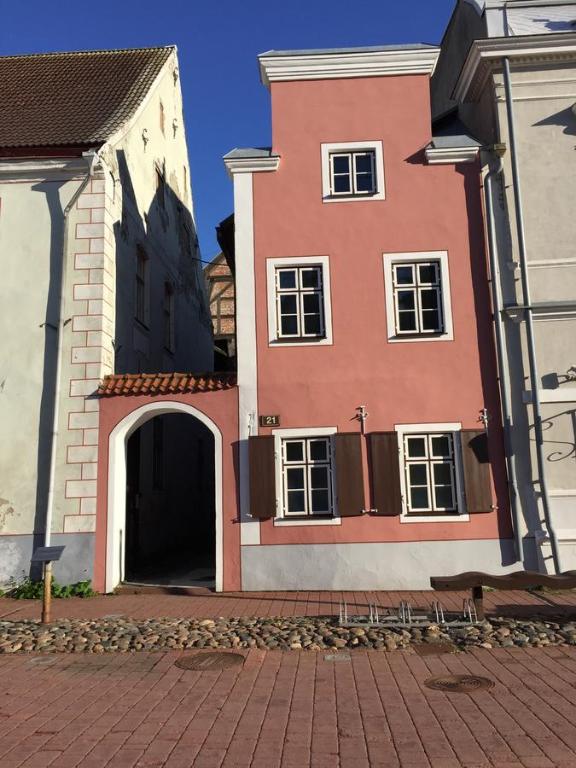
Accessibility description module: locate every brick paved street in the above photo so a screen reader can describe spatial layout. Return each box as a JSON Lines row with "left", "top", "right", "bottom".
{"left": 2, "top": 646, "right": 576, "bottom": 767}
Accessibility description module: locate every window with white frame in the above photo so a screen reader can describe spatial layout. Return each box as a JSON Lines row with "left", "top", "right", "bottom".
{"left": 403, "top": 433, "right": 458, "bottom": 516}
{"left": 135, "top": 246, "right": 149, "bottom": 325}
{"left": 275, "top": 265, "right": 325, "bottom": 340}
{"left": 329, "top": 150, "right": 376, "bottom": 196}
{"left": 383, "top": 252, "right": 453, "bottom": 342}
{"left": 281, "top": 437, "right": 334, "bottom": 517}
{"left": 393, "top": 261, "right": 443, "bottom": 335}
{"left": 321, "top": 141, "right": 385, "bottom": 203}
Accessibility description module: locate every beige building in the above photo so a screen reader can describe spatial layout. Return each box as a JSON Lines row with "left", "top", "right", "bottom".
{"left": 433, "top": 0, "right": 576, "bottom": 572}
{"left": 0, "top": 47, "right": 212, "bottom": 586}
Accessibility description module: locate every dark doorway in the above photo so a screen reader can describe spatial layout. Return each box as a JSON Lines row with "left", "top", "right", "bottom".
{"left": 124, "top": 413, "right": 215, "bottom": 587}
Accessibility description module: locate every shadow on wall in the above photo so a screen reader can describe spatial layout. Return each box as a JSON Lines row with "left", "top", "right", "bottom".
{"left": 112, "top": 148, "right": 212, "bottom": 375}
{"left": 534, "top": 107, "right": 576, "bottom": 137}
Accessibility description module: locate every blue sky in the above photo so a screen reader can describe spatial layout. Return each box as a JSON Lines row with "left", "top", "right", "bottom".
{"left": 0, "top": 0, "right": 455, "bottom": 261}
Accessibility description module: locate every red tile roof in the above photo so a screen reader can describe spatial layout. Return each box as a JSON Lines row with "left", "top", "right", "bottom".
{"left": 0, "top": 46, "right": 173, "bottom": 149}
{"left": 98, "top": 373, "right": 237, "bottom": 397}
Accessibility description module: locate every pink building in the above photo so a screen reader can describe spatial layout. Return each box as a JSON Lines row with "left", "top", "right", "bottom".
{"left": 95, "top": 43, "right": 516, "bottom": 592}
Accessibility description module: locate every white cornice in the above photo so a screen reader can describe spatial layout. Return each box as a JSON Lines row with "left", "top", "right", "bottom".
{"left": 259, "top": 48, "right": 441, "bottom": 87}
{"left": 223, "top": 155, "right": 280, "bottom": 177}
{"left": 0, "top": 156, "right": 90, "bottom": 181}
{"left": 425, "top": 146, "right": 481, "bottom": 164}
{"left": 454, "top": 33, "right": 576, "bottom": 102}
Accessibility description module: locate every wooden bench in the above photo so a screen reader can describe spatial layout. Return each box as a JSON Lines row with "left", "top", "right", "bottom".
{"left": 430, "top": 570, "right": 576, "bottom": 621}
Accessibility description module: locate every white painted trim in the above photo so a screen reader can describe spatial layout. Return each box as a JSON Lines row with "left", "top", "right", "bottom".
{"left": 529, "top": 257, "right": 576, "bottom": 268}
{"left": 395, "top": 422, "right": 469, "bottom": 522}
{"left": 425, "top": 146, "right": 480, "bottom": 165}
{"left": 272, "top": 427, "right": 341, "bottom": 525}
{"left": 321, "top": 141, "right": 385, "bottom": 203}
{"left": 266, "top": 256, "right": 333, "bottom": 346}
{"left": 234, "top": 172, "right": 260, "bottom": 546}
{"left": 549, "top": 489, "right": 576, "bottom": 497}
{"left": 454, "top": 33, "right": 576, "bottom": 102}
{"left": 382, "top": 251, "right": 454, "bottom": 343}
{"left": 0, "top": 157, "right": 89, "bottom": 180}
{"left": 105, "top": 401, "right": 224, "bottom": 593}
{"left": 224, "top": 155, "right": 280, "bottom": 177}
{"left": 259, "top": 47, "right": 441, "bottom": 87}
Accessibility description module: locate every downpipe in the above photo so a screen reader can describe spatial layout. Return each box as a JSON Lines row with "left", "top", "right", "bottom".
{"left": 502, "top": 57, "right": 561, "bottom": 573}
{"left": 43, "top": 149, "right": 100, "bottom": 548}
{"left": 483, "top": 151, "right": 523, "bottom": 562}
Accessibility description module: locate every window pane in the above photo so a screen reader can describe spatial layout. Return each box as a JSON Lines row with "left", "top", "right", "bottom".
{"left": 303, "top": 314, "right": 321, "bottom": 335}
{"left": 433, "top": 463, "right": 452, "bottom": 486}
{"left": 309, "top": 440, "right": 328, "bottom": 462}
{"left": 285, "top": 441, "right": 304, "bottom": 462}
{"left": 409, "top": 464, "right": 427, "bottom": 485}
{"left": 431, "top": 435, "right": 451, "bottom": 458}
{"left": 397, "top": 290, "right": 415, "bottom": 310}
{"left": 280, "top": 316, "right": 298, "bottom": 335}
{"left": 286, "top": 467, "right": 305, "bottom": 490}
{"left": 395, "top": 266, "right": 414, "bottom": 285}
{"left": 301, "top": 269, "right": 320, "bottom": 289}
{"left": 406, "top": 437, "right": 427, "bottom": 458}
{"left": 332, "top": 155, "right": 350, "bottom": 174}
{"left": 398, "top": 312, "right": 417, "bottom": 332}
{"left": 419, "top": 263, "right": 438, "bottom": 284}
{"left": 435, "top": 486, "right": 455, "bottom": 510}
{"left": 420, "top": 289, "right": 439, "bottom": 310}
{"left": 287, "top": 490, "right": 306, "bottom": 514}
{"left": 333, "top": 174, "right": 351, "bottom": 194}
{"left": 410, "top": 487, "right": 429, "bottom": 510}
{"left": 310, "top": 466, "right": 329, "bottom": 489}
{"left": 355, "top": 153, "right": 373, "bottom": 173}
{"left": 355, "top": 172, "right": 374, "bottom": 193}
{"left": 280, "top": 294, "right": 297, "bottom": 314}
{"left": 311, "top": 489, "right": 329, "bottom": 513}
{"left": 302, "top": 293, "right": 320, "bottom": 313}
{"left": 421, "top": 310, "right": 441, "bottom": 332}
{"left": 278, "top": 270, "right": 297, "bottom": 289}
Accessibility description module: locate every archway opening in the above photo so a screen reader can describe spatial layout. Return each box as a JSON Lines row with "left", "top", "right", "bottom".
{"left": 124, "top": 412, "right": 215, "bottom": 587}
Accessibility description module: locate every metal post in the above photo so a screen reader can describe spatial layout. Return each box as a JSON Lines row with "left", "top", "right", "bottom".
{"left": 41, "top": 562, "right": 52, "bottom": 625}
{"left": 502, "top": 57, "right": 561, "bottom": 574}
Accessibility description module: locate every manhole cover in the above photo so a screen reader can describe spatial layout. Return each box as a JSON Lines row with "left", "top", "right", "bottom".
{"left": 414, "top": 642, "right": 457, "bottom": 657}
{"left": 175, "top": 652, "right": 244, "bottom": 671}
{"left": 424, "top": 674, "right": 494, "bottom": 693}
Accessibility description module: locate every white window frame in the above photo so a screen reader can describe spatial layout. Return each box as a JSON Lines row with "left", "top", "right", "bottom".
{"left": 321, "top": 141, "right": 385, "bottom": 203}
{"left": 135, "top": 246, "right": 150, "bottom": 327}
{"left": 396, "top": 423, "right": 468, "bottom": 523}
{"left": 266, "top": 256, "right": 333, "bottom": 346}
{"left": 275, "top": 266, "right": 325, "bottom": 340}
{"left": 383, "top": 251, "right": 454, "bottom": 342}
{"left": 272, "top": 427, "right": 341, "bottom": 526}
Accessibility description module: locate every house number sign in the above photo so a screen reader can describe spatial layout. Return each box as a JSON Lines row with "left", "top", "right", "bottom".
{"left": 259, "top": 415, "right": 280, "bottom": 427}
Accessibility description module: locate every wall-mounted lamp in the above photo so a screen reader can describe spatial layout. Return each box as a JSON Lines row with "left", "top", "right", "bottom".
{"left": 142, "top": 128, "right": 149, "bottom": 150}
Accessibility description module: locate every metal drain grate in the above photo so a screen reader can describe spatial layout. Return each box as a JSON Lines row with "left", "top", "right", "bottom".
{"left": 424, "top": 674, "right": 494, "bottom": 693}
{"left": 414, "top": 642, "right": 457, "bottom": 657}
{"left": 175, "top": 652, "right": 244, "bottom": 671}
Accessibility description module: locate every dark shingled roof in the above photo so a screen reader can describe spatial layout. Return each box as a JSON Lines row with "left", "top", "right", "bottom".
{"left": 0, "top": 46, "right": 174, "bottom": 149}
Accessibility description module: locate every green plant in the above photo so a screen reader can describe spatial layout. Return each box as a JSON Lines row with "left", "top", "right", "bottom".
{"left": 7, "top": 573, "right": 96, "bottom": 600}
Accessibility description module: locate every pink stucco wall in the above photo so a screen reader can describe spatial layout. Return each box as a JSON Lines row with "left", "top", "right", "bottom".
{"left": 251, "top": 75, "right": 511, "bottom": 546}
{"left": 94, "top": 389, "right": 240, "bottom": 592}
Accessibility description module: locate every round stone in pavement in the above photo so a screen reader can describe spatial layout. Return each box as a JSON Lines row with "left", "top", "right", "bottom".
{"left": 424, "top": 674, "right": 494, "bottom": 693}
{"left": 175, "top": 652, "right": 245, "bottom": 671}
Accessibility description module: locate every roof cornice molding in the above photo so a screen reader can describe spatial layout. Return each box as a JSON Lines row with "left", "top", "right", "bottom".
{"left": 425, "top": 146, "right": 481, "bottom": 164}
{"left": 0, "top": 156, "right": 90, "bottom": 180}
{"left": 223, "top": 155, "right": 280, "bottom": 177}
{"left": 258, "top": 47, "right": 441, "bottom": 87}
{"left": 454, "top": 33, "right": 576, "bottom": 101}
{"left": 485, "top": 0, "right": 576, "bottom": 7}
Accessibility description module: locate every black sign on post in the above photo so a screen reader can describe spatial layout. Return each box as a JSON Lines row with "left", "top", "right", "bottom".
{"left": 259, "top": 415, "right": 280, "bottom": 428}
{"left": 31, "top": 546, "right": 65, "bottom": 564}
{"left": 31, "top": 546, "right": 65, "bottom": 625}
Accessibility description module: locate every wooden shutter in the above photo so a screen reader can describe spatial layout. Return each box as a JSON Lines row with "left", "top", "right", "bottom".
{"left": 334, "top": 433, "right": 365, "bottom": 517}
{"left": 369, "top": 432, "right": 402, "bottom": 516}
{"left": 249, "top": 435, "right": 276, "bottom": 519}
{"left": 461, "top": 430, "right": 493, "bottom": 514}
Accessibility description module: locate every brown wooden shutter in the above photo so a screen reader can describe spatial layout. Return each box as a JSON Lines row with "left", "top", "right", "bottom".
{"left": 249, "top": 435, "right": 276, "bottom": 519}
{"left": 334, "top": 433, "right": 365, "bottom": 517}
{"left": 461, "top": 430, "right": 493, "bottom": 514}
{"left": 368, "top": 432, "right": 402, "bottom": 516}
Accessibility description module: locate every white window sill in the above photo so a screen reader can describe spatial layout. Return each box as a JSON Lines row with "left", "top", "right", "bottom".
{"left": 400, "top": 514, "right": 470, "bottom": 524}
{"left": 322, "top": 192, "right": 385, "bottom": 204}
{"left": 269, "top": 337, "right": 333, "bottom": 348}
{"left": 273, "top": 516, "right": 342, "bottom": 527}
{"left": 388, "top": 333, "right": 453, "bottom": 344}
